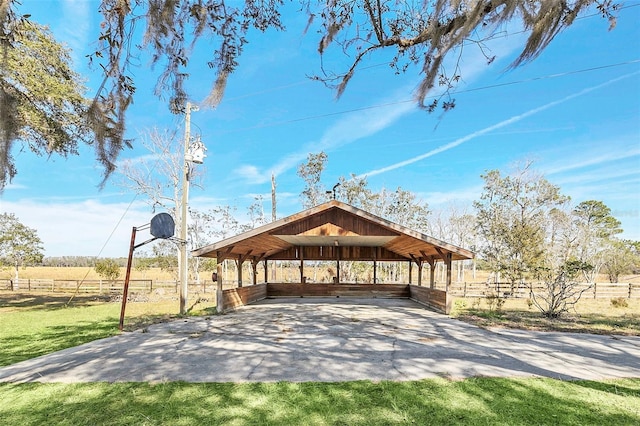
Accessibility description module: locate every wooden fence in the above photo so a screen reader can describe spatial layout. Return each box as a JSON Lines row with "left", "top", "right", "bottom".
{"left": 1, "top": 278, "right": 638, "bottom": 299}
{"left": 439, "top": 281, "right": 640, "bottom": 299}
{"left": 0, "top": 278, "right": 224, "bottom": 294}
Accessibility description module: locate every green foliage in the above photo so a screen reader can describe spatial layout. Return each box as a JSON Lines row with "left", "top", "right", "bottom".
{"left": 484, "top": 293, "right": 505, "bottom": 312}
{"left": 601, "top": 240, "right": 640, "bottom": 283}
{"left": 382, "top": 187, "right": 430, "bottom": 233}
{"left": 571, "top": 200, "right": 625, "bottom": 281}
{"left": 94, "top": 258, "right": 121, "bottom": 281}
{"left": 297, "top": 151, "right": 329, "bottom": 208}
{"left": 474, "top": 162, "right": 569, "bottom": 284}
{"left": 0, "top": 213, "right": 44, "bottom": 280}
{"left": 134, "top": 256, "right": 154, "bottom": 273}
{"left": 151, "top": 240, "right": 179, "bottom": 280}
{"left": 573, "top": 200, "right": 623, "bottom": 239}
{"left": 0, "top": 18, "right": 90, "bottom": 189}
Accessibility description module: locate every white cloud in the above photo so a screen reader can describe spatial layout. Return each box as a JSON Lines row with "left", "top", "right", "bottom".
{"left": 358, "top": 72, "right": 640, "bottom": 179}
{"left": 544, "top": 145, "right": 640, "bottom": 177}
{"left": 2, "top": 199, "right": 154, "bottom": 258}
{"left": 231, "top": 27, "right": 531, "bottom": 187}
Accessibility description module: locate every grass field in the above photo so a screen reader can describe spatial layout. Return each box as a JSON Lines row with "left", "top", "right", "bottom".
{"left": 1, "top": 378, "right": 639, "bottom": 425}
{"left": 1, "top": 291, "right": 639, "bottom": 425}
{"left": 5, "top": 265, "right": 640, "bottom": 283}
{"left": 451, "top": 297, "right": 640, "bottom": 335}
{"left": 0, "top": 292, "right": 216, "bottom": 367}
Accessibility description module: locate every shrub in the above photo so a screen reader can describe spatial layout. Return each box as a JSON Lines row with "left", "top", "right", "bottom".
{"left": 610, "top": 297, "right": 629, "bottom": 308}
{"left": 94, "top": 258, "right": 121, "bottom": 282}
{"left": 485, "top": 293, "right": 504, "bottom": 312}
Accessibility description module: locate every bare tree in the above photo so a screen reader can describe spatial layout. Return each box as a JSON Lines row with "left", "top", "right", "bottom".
{"left": 530, "top": 260, "right": 593, "bottom": 318}
{"left": 118, "top": 128, "right": 204, "bottom": 283}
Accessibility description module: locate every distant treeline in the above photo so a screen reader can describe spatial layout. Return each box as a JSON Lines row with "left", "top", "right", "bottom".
{"left": 41, "top": 256, "right": 129, "bottom": 268}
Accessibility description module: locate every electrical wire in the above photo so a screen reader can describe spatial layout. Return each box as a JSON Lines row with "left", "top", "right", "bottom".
{"left": 213, "top": 59, "right": 640, "bottom": 135}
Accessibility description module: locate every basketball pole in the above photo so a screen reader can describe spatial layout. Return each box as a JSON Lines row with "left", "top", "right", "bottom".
{"left": 119, "top": 226, "right": 137, "bottom": 331}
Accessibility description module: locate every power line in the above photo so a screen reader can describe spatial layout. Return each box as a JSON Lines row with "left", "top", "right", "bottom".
{"left": 221, "top": 3, "right": 640, "bottom": 105}
{"left": 214, "top": 59, "right": 640, "bottom": 135}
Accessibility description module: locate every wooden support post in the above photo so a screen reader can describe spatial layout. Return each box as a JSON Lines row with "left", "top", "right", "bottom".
{"left": 373, "top": 259, "right": 377, "bottom": 284}
{"left": 336, "top": 246, "right": 340, "bottom": 284}
{"left": 424, "top": 257, "right": 435, "bottom": 289}
{"left": 263, "top": 259, "right": 268, "bottom": 284}
{"left": 445, "top": 252, "right": 452, "bottom": 293}
{"left": 237, "top": 256, "right": 243, "bottom": 288}
{"left": 299, "top": 246, "right": 304, "bottom": 283}
{"left": 417, "top": 261, "right": 423, "bottom": 287}
{"left": 408, "top": 261, "right": 412, "bottom": 284}
{"left": 216, "top": 264, "right": 223, "bottom": 314}
{"left": 252, "top": 261, "right": 258, "bottom": 286}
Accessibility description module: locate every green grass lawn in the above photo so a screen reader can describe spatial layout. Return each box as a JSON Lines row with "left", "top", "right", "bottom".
{"left": 1, "top": 378, "right": 639, "bottom": 425}
{"left": 0, "top": 292, "right": 216, "bottom": 367}
{"left": 1, "top": 292, "right": 639, "bottom": 425}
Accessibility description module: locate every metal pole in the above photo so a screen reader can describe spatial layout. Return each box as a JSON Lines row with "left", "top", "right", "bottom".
{"left": 179, "top": 102, "right": 192, "bottom": 315}
{"left": 119, "top": 226, "right": 137, "bottom": 331}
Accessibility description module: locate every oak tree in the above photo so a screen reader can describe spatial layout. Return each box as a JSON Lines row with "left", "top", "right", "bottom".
{"left": 0, "top": 212, "right": 44, "bottom": 287}
{"left": 474, "top": 161, "right": 569, "bottom": 285}
{"left": 0, "top": 17, "right": 90, "bottom": 190}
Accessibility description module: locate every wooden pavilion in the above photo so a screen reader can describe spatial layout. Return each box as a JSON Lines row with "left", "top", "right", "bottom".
{"left": 192, "top": 200, "right": 473, "bottom": 314}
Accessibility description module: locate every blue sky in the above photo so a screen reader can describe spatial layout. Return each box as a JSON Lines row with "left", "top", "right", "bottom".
{"left": 1, "top": 1, "right": 639, "bottom": 258}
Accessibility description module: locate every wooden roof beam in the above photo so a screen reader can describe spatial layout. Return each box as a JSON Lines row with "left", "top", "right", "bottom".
{"left": 421, "top": 251, "right": 435, "bottom": 267}
{"left": 434, "top": 247, "right": 448, "bottom": 262}
{"left": 409, "top": 253, "right": 423, "bottom": 266}
{"left": 237, "top": 249, "right": 253, "bottom": 264}
{"left": 216, "top": 246, "right": 235, "bottom": 262}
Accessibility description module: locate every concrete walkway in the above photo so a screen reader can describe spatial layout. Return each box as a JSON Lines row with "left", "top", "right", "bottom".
{"left": 1, "top": 298, "right": 639, "bottom": 383}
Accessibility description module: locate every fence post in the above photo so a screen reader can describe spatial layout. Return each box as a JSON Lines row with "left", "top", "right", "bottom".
{"left": 463, "top": 282, "right": 467, "bottom": 298}
{"left": 593, "top": 283, "right": 597, "bottom": 299}
{"left": 629, "top": 283, "right": 632, "bottom": 299}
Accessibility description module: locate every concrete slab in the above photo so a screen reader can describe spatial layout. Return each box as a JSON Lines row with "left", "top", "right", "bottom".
{"left": 1, "top": 298, "right": 639, "bottom": 383}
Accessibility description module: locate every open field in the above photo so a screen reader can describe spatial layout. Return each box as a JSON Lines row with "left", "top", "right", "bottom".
{"left": 0, "top": 266, "right": 177, "bottom": 281}
{"left": 1, "top": 378, "right": 639, "bottom": 425}
{"left": 4, "top": 266, "right": 640, "bottom": 283}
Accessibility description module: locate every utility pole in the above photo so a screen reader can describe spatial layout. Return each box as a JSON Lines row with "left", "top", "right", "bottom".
{"left": 179, "top": 102, "right": 193, "bottom": 315}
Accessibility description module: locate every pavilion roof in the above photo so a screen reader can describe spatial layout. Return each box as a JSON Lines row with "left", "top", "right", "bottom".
{"left": 192, "top": 200, "right": 474, "bottom": 264}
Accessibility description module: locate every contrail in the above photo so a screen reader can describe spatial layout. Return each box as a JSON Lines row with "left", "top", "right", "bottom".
{"left": 357, "top": 71, "right": 640, "bottom": 179}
